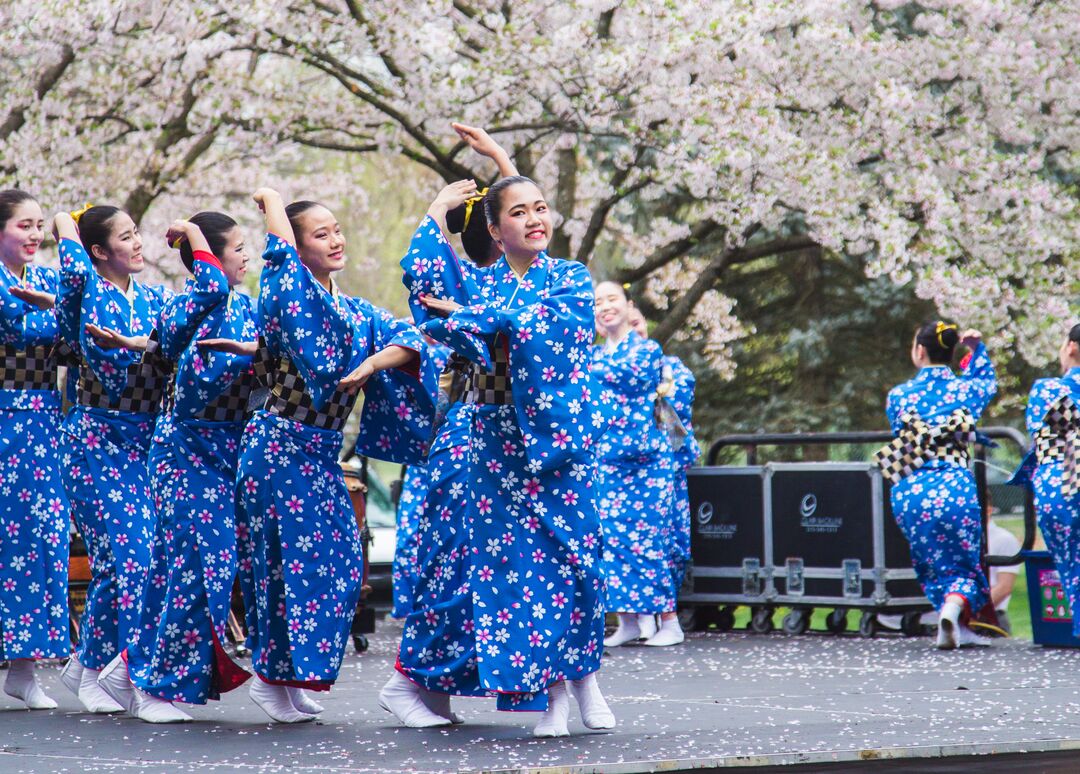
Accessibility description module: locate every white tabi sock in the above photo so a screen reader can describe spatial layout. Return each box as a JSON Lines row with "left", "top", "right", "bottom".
{"left": 133, "top": 689, "right": 193, "bottom": 723}
{"left": 378, "top": 671, "right": 451, "bottom": 728}
{"left": 420, "top": 689, "right": 465, "bottom": 724}
{"left": 250, "top": 679, "right": 317, "bottom": 724}
{"left": 603, "top": 614, "right": 641, "bottom": 648}
{"left": 644, "top": 616, "right": 685, "bottom": 647}
{"left": 3, "top": 660, "right": 58, "bottom": 710}
{"left": 97, "top": 655, "right": 136, "bottom": 715}
{"left": 77, "top": 665, "right": 124, "bottom": 714}
{"left": 533, "top": 680, "right": 570, "bottom": 738}
{"left": 937, "top": 599, "right": 962, "bottom": 651}
{"left": 568, "top": 672, "right": 615, "bottom": 730}
{"left": 287, "top": 687, "right": 325, "bottom": 715}
{"left": 637, "top": 614, "right": 658, "bottom": 640}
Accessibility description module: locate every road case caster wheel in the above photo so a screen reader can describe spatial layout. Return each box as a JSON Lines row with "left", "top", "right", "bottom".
{"left": 782, "top": 608, "right": 811, "bottom": 635}
{"left": 750, "top": 607, "right": 774, "bottom": 634}
{"left": 715, "top": 606, "right": 736, "bottom": 632}
{"left": 858, "top": 611, "right": 878, "bottom": 639}
{"left": 353, "top": 634, "right": 369, "bottom": 653}
{"left": 825, "top": 608, "right": 847, "bottom": 634}
{"left": 678, "top": 605, "right": 699, "bottom": 631}
{"left": 901, "top": 611, "right": 926, "bottom": 637}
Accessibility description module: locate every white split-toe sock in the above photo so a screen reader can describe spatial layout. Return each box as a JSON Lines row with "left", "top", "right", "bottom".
{"left": 637, "top": 614, "right": 658, "bottom": 641}
{"left": 958, "top": 625, "right": 992, "bottom": 648}
{"left": 378, "top": 671, "right": 451, "bottom": 728}
{"left": 644, "top": 616, "right": 685, "bottom": 647}
{"left": 250, "top": 679, "right": 316, "bottom": 723}
{"left": 3, "top": 660, "right": 57, "bottom": 710}
{"left": 420, "top": 689, "right": 464, "bottom": 724}
{"left": 936, "top": 599, "right": 962, "bottom": 650}
{"left": 287, "top": 687, "right": 325, "bottom": 715}
{"left": 133, "top": 689, "right": 192, "bottom": 723}
{"left": 76, "top": 662, "right": 123, "bottom": 714}
{"left": 568, "top": 672, "right": 615, "bottom": 729}
{"left": 533, "top": 680, "right": 570, "bottom": 738}
{"left": 59, "top": 655, "right": 83, "bottom": 699}
{"left": 603, "top": 614, "right": 641, "bottom": 648}
{"left": 97, "top": 655, "right": 136, "bottom": 715}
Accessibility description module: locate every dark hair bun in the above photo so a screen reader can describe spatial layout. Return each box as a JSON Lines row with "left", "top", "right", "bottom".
{"left": 178, "top": 211, "right": 238, "bottom": 273}
{"left": 915, "top": 321, "right": 959, "bottom": 365}
{"left": 1069, "top": 323, "right": 1080, "bottom": 344}
{"left": 446, "top": 194, "right": 495, "bottom": 263}
{"left": 939, "top": 326, "right": 959, "bottom": 349}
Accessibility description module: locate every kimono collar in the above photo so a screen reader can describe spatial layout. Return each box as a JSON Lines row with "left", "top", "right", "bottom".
{"left": 1065, "top": 366, "right": 1080, "bottom": 383}
{"left": 914, "top": 364, "right": 953, "bottom": 382}
{"left": 0, "top": 261, "right": 26, "bottom": 284}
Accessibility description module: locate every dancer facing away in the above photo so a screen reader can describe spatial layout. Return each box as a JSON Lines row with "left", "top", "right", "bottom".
{"left": 390, "top": 171, "right": 613, "bottom": 737}
{"left": 0, "top": 190, "right": 70, "bottom": 710}
{"left": 1009, "top": 324, "right": 1080, "bottom": 641}
{"left": 54, "top": 205, "right": 172, "bottom": 713}
{"left": 592, "top": 282, "right": 682, "bottom": 647}
{"left": 628, "top": 304, "right": 699, "bottom": 639}
{"left": 878, "top": 322, "right": 997, "bottom": 649}
{"left": 98, "top": 214, "right": 257, "bottom": 723}
{"left": 391, "top": 122, "right": 516, "bottom": 622}
{"left": 206, "top": 188, "right": 434, "bottom": 723}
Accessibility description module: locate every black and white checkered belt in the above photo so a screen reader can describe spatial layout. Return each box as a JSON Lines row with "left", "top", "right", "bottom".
{"left": 0, "top": 344, "right": 58, "bottom": 391}
{"left": 264, "top": 356, "right": 357, "bottom": 432}
{"left": 873, "top": 409, "right": 975, "bottom": 484}
{"left": 1033, "top": 394, "right": 1080, "bottom": 498}
{"left": 164, "top": 370, "right": 255, "bottom": 424}
{"left": 76, "top": 339, "right": 171, "bottom": 414}
{"left": 464, "top": 345, "right": 512, "bottom": 406}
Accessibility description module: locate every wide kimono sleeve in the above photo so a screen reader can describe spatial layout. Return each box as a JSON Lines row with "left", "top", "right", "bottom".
{"left": 257, "top": 233, "right": 354, "bottom": 409}
{"left": 57, "top": 238, "right": 92, "bottom": 353}
{"left": 352, "top": 300, "right": 436, "bottom": 466}
{"left": 159, "top": 250, "right": 229, "bottom": 361}
{"left": 0, "top": 268, "right": 32, "bottom": 346}
{"left": 669, "top": 356, "right": 701, "bottom": 466}
{"left": 423, "top": 259, "right": 601, "bottom": 473}
{"left": 885, "top": 382, "right": 908, "bottom": 434}
{"left": 1008, "top": 377, "right": 1068, "bottom": 489}
{"left": 399, "top": 217, "right": 490, "bottom": 367}
{"left": 959, "top": 341, "right": 997, "bottom": 421}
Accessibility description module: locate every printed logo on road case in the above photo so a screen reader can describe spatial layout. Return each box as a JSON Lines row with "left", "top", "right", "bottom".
{"left": 697, "top": 501, "right": 737, "bottom": 540}
{"left": 799, "top": 491, "right": 842, "bottom": 534}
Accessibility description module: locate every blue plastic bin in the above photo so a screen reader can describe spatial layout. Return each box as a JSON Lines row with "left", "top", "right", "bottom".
{"left": 1023, "top": 550, "right": 1080, "bottom": 647}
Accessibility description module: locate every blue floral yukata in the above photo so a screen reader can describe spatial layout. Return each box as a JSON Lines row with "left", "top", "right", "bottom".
{"left": 235, "top": 234, "right": 432, "bottom": 689}
{"left": 592, "top": 332, "right": 677, "bottom": 614}
{"left": 397, "top": 218, "right": 606, "bottom": 712}
{"left": 1010, "top": 367, "right": 1080, "bottom": 634}
{"left": 885, "top": 343, "right": 997, "bottom": 612}
{"left": 0, "top": 262, "right": 70, "bottom": 661}
{"left": 664, "top": 354, "right": 700, "bottom": 591}
{"left": 57, "top": 239, "right": 171, "bottom": 670}
{"left": 127, "top": 250, "right": 257, "bottom": 703}
{"left": 392, "top": 343, "right": 449, "bottom": 619}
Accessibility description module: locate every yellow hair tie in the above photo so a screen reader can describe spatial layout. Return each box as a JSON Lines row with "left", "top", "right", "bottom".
{"left": 462, "top": 187, "right": 489, "bottom": 230}
{"left": 70, "top": 203, "right": 93, "bottom": 224}
{"left": 622, "top": 282, "right": 631, "bottom": 290}
{"left": 170, "top": 220, "right": 188, "bottom": 249}
{"left": 935, "top": 321, "right": 958, "bottom": 348}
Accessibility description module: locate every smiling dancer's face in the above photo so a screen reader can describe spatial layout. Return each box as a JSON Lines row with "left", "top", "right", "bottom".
{"left": 594, "top": 281, "right": 630, "bottom": 337}
{"left": 487, "top": 182, "right": 552, "bottom": 259}
{"left": 218, "top": 226, "right": 250, "bottom": 288}
{"left": 294, "top": 205, "right": 346, "bottom": 276}
{"left": 0, "top": 199, "right": 44, "bottom": 272}
{"left": 91, "top": 212, "right": 145, "bottom": 277}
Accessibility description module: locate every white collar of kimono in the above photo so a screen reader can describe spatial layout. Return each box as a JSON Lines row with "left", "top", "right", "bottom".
{"left": 101, "top": 275, "right": 138, "bottom": 327}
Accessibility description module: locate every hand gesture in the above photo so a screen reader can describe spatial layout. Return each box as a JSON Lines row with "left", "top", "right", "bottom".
{"left": 85, "top": 324, "right": 147, "bottom": 351}
{"left": 165, "top": 220, "right": 193, "bottom": 249}
{"left": 252, "top": 188, "right": 281, "bottom": 213}
{"left": 10, "top": 286, "right": 55, "bottom": 310}
{"left": 419, "top": 294, "right": 463, "bottom": 318}
{"left": 337, "top": 359, "right": 376, "bottom": 395}
{"left": 431, "top": 180, "right": 478, "bottom": 213}
{"left": 197, "top": 338, "right": 258, "bottom": 356}
{"left": 961, "top": 328, "right": 982, "bottom": 346}
{"left": 452, "top": 123, "right": 503, "bottom": 159}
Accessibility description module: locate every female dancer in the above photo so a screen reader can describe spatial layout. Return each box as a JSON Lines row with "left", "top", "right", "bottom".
{"left": 54, "top": 205, "right": 171, "bottom": 712}
{"left": 593, "top": 283, "right": 680, "bottom": 647}
{"left": 97, "top": 214, "right": 258, "bottom": 722}
{"left": 628, "top": 304, "right": 699, "bottom": 645}
{"left": 217, "top": 189, "right": 433, "bottom": 723}
{"left": 390, "top": 174, "right": 613, "bottom": 737}
{"left": 0, "top": 190, "right": 70, "bottom": 709}
{"left": 878, "top": 322, "right": 996, "bottom": 649}
{"left": 1010, "top": 324, "right": 1080, "bottom": 640}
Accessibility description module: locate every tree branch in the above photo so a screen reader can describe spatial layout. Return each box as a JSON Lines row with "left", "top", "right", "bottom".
{"left": 0, "top": 44, "right": 75, "bottom": 141}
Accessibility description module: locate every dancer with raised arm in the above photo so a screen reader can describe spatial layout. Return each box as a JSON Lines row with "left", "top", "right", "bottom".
{"left": 390, "top": 170, "right": 612, "bottom": 738}
{"left": 0, "top": 190, "right": 70, "bottom": 710}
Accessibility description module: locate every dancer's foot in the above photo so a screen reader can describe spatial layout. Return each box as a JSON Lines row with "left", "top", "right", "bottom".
{"left": 98, "top": 655, "right": 136, "bottom": 715}
{"left": 533, "top": 680, "right": 570, "bottom": 738}
{"left": 378, "top": 672, "right": 451, "bottom": 728}
{"left": 287, "top": 687, "right": 324, "bottom": 715}
{"left": 420, "top": 689, "right": 464, "bottom": 724}
{"left": 133, "top": 690, "right": 192, "bottom": 723}
{"left": 958, "top": 625, "right": 992, "bottom": 648}
{"left": 77, "top": 664, "right": 123, "bottom": 714}
{"left": 637, "top": 614, "right": 658, "bottom": 640}
{"left": 644, "top": 616, "right": 685, "bottom": 647}
{"left": 3, "top": 660, "right": 57, "bottom": 710}
{"left": 59, "top": 655, "right": 84, "bottom": 699}
{"left": 936, "top": 599, "right": 962, "bottom": 650}
{"left": 250, "top": 679, "right": 316, "bottom": 724}
{"left": 568, "top": 673, "right": 615, "bottom": 730}
{"left": 603, "top": 614, "right": 641, "bottom": 647}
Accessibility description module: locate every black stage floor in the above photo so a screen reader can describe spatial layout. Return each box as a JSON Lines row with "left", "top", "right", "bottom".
{"left": 3, "top": 622, "right": 1080, "bottom": 773}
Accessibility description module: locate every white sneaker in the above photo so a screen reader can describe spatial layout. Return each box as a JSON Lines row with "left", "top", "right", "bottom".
{"left": 287, "top": 687, "right": 324, "bottom": 715}
{"left": 637, "top": 614, "right": 658, "bottom": 640}
{"left": 532, "top": 680, "right": 570, "bottom": 738}
{"left": 97, "top": 655, "right": 136, "bottom": 715}
{"left": 936, "top": 600, "right": 962, "bottom": 650}
{"left": 133, "top": 690, "right": 192, "bottom": 723}
{"left": 77, "top": 665, "right": 124, "bottom": 714}
{"left": 958, "top": 626, "right": 992, "bottom": 648}
{"left": 250, "top": 680, "right": 316, "bottom": 724}
{"left": 568, "top": 673, "right": 615, "bottom": 730}
{"left": 603, "top": 615, "right": 641, "bottom": 648}
{"left": 3, "top": 660, "right": 58, "bottom": 710}
{"left": 644, "top": 617, "right": 685, "bottom": 647}
{"left": 378, "top": 672, "right": 451, "bottom": 728}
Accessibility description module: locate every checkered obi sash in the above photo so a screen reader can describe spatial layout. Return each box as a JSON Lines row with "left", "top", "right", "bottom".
{"left": 0, "top": 344, "right": 59, "bottom": 391}
{"left": 873, "top": 409, "right": 976, "bottom": 484}
{"left": 463, "top": 341, "right": 512, "bottom": 406}
{"left": 163, "top": 368, "right": 260, "bottom": 424}
{"left": 76, "top": 338, "right": 172, "bottom": 414}
{"left": 262, "top": 351, "right": 357, "bottom": 433}
{"left": 1032, "top": 394, "right": 1080, "bottom": 498}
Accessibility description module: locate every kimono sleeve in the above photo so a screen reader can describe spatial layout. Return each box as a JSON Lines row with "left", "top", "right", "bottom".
{"left": 160, "top": 251, "right": 229, "bottom": 361}
{"left": 959, "top": 342, "right": 997, "bottom": 420}
{"left": 1009, "top": 377, "right": 1067, "bottom": 489}
{"left": 0, "top": 270, "right": 28, "bottom": 345}
{"left": 57, "top": 238, "right": 93, "bottom": 352}
{"left": 354, "top": 303, "right": 436, "bottom": 466}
